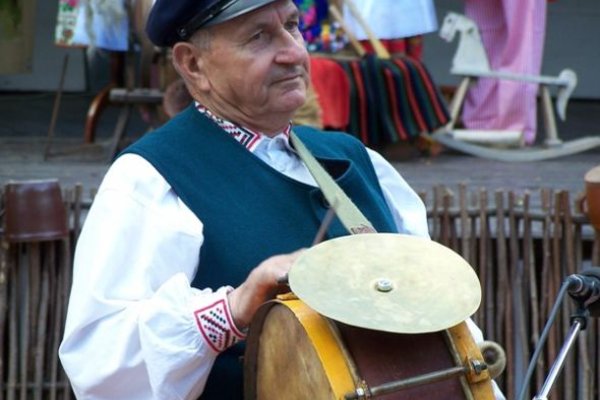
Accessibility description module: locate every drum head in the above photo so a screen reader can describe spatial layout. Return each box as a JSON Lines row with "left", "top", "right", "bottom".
{"left": 288, "top": 233, "right": 482, "bottom": 334}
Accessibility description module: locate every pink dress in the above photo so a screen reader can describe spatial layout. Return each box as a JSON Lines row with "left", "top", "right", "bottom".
{"left": 462, "top": 0, "right": 547, "bottom": 145}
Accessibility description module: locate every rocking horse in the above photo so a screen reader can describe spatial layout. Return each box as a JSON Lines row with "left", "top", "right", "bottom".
{"left": 431, "top": 12, "right": 600, "bottom": 161}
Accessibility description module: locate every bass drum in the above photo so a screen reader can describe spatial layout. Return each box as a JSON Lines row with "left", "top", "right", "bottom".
{"left": 244, "top": 298, "right": 496, "bottom": 400}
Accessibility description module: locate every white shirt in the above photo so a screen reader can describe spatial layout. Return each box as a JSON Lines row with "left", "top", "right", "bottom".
{"left": 59, "top": 130, "right": 501, "bottom": 399}
{"left": 343, "top": 0, "right": 438, "bottom": 40}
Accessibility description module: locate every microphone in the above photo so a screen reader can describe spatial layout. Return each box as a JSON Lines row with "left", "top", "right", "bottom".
{"left": 566, "top": 267, "right": 600, "bottom": 317}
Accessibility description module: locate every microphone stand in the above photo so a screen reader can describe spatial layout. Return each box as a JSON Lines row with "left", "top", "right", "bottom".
{"left": 531, "top": 305, "right": 588, "bottom": 400}
{"left": 517, "top": 278, "right": 591, "bottom": 400}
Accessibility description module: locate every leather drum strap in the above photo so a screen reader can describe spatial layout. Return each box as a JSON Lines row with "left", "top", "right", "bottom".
{"left": 290, "top": 131, "right": 375, "bottom": 235}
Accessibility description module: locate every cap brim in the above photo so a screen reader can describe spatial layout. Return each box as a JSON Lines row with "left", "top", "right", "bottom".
{"left": 205, "top": 0, "right": 280, "bottom": 27}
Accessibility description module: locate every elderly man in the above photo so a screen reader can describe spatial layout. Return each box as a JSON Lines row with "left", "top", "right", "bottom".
{"left": 59, "top": 1, "right": 501, "bottom": 399}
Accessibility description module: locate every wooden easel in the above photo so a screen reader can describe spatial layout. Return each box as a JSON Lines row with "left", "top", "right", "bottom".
{"left": 46, "top": 0, "right": 170, "bottom": 162}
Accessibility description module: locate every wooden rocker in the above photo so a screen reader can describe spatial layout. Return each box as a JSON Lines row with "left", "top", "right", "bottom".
{"left": 430, "top": 12, "right": 600, "bottom": 162}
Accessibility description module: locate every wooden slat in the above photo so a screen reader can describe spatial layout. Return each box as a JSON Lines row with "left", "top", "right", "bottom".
{"left": 482, "top": 189, "right": 492, "bottom": 331}
{"left": 547, "top": 191, "right": 563, "bottom": 399}
{"left": 560, "top": 192, "right": 575, "bottom": 400}
{"left": 490, "top": 191, "right": 506, "bottom": 392}
{"left": 33, "top": 245, "right": 50, "bottom": 400}
{"left": 48, "top": 241, "right": 61, "bottom": 400}
{"left": 459, "top": 183, "right": 471, "bottom": 265}
{"left": 469, "top": 191, "right": 478, "bottom": 269}
{"left": 441, "top": 188, "right": 453, "bottom": 248}
{"left": 432, "top": 186, "right": 441, "bottom": 242}
{"left": 522, "top": 192, "right": 545, "bottom": 390}
{"left": 506, "top": 191, "right": 520, "bottom": 400}
{"left": 494, "top": 191, "right": 506, "bottom": 346}
{"left": 0, "top": 242, "right": 6, "bottom": 400}
{"left": 534, "top": 188, "right": 552, "bottom": 399}
{"left": 7, "top": 245, "right": 18, "bottom": 400}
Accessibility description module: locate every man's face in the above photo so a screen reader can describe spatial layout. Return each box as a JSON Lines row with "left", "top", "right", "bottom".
{"left": 198, "top": 0, "right": 309, "bottom": 124}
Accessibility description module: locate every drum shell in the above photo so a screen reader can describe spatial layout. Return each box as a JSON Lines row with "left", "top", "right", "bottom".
{"left": 244, "top": 299, "right": 496, "bottom": 400}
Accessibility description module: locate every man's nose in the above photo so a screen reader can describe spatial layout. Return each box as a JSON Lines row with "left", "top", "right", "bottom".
{"left": 275, "top": 32, "right": 308, "bottom": 64}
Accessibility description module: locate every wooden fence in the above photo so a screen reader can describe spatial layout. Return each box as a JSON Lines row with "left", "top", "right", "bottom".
{"left": 421, "top": 184, "right": 600, "bottom": 400}
{"left": 0, "top": 183, "right": 598, "bottom": 399}
{"left": 0, "top": 184, "right": 85, "bottom": 400}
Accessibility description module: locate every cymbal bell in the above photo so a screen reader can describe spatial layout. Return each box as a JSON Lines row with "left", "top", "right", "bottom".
{"left": 288, "top": 233, "right": 481, "bottom": 334}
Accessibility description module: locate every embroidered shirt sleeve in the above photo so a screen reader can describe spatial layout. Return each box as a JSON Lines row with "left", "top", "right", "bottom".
{"left": 193, "top": 287, "right": 246, "bottom": 353}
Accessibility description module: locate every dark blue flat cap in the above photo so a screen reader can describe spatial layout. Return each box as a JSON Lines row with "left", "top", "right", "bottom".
{"left": 146, "top": 0, "right": 279, "bottom": 47}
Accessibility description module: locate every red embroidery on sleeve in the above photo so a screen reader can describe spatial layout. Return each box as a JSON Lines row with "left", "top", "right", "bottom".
{"left": 194, "top": 298, "right": 245, "bottom": 353}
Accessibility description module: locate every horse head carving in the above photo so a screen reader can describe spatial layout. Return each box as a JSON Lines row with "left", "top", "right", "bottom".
{"left": 439, "top": 12, "right": 491, "bottom": 74}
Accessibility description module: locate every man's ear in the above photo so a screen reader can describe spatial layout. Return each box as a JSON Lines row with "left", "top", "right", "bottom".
{"left": 171, "top": 42, "right": 210, "bottom": 92}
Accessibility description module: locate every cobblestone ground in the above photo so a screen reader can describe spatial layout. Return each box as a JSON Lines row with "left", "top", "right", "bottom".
{"left": 1, "top": 93, "right": 599, "bottom": 205}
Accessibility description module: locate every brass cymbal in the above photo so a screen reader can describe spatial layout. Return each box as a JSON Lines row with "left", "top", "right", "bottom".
{"left": 288, "top": 233, "right": 481, "bottom": 334}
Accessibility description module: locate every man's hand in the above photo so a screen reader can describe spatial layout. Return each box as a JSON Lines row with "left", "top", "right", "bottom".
{"left": 227, "top": 249, "right": 305, "bottom": 329}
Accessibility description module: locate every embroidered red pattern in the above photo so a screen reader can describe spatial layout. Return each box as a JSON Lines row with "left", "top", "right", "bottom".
{"left": 195, "top": 103, "right": 292, "bottom": 152}
{"left": 194, "top": 298, "right": 245, "bottom": 353}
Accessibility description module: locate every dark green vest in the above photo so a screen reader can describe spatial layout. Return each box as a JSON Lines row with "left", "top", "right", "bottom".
{"left": 122, "top": 105, "right": 397, "bottom": 399}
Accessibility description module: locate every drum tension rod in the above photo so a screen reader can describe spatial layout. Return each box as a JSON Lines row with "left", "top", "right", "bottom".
{"left": 344, "top": 359, "right": 487, "bottom": 400}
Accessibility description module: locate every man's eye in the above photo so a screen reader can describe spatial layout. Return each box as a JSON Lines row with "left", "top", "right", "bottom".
{"left": 250, "top": 32, "right": 264, "bottom": 41}
{"left": 285, "top": 20, "right": 299, "bottom": 31}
